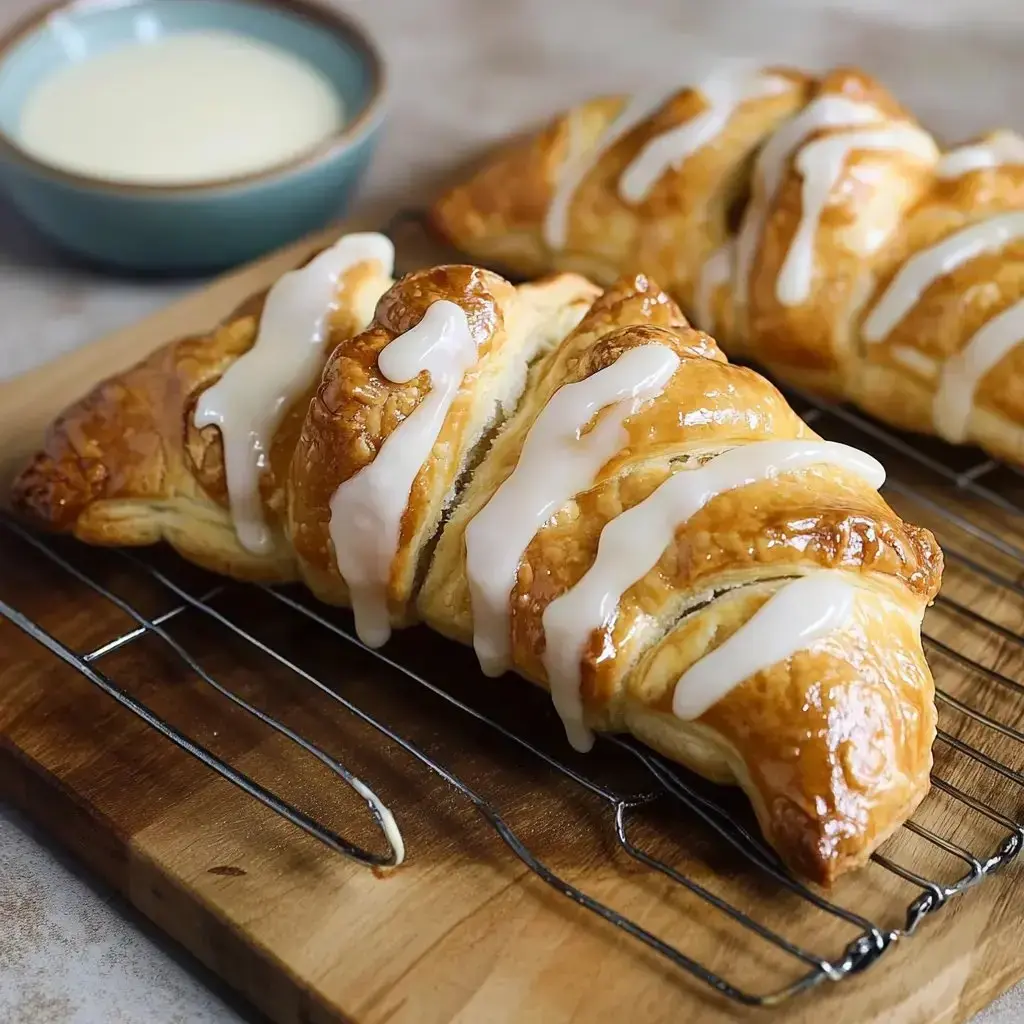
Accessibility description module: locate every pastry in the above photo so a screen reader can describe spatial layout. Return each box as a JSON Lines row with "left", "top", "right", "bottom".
{"left": 10, "top": 241, "right": 942, "bottom": 884}
{"left": 431, "top": 65, "right": 1024, "bottom": 465}
{"left": 12, "top": 233, "right": 399, "bottom": 581}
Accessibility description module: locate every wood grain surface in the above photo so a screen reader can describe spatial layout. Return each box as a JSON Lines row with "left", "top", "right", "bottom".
{"left": 2, "top": 222, "right": 1024, "bottom": 1024}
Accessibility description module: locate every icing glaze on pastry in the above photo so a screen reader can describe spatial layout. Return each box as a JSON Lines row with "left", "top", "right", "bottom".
{"left": 933, "top": 298, "right": 1024, "bottom": 442}
{"left": 329, "top": 299, "right": 475, "bottom": 647}
{"left": 889, "top": 344, "right": 939, "bottom": 380}
{"left": 936, "top": 130, "right": 1024, "bottom": 179}
{"left": 672, "top": 571, "right": 858, "bottom": 720}
{"left": 733, "top": 97, "right": 883, "bottom": 311}
{"left": 465, "top": 343, "right": 681, "bottom": 677}
{"left": 541, "top": 439, "right": 886, "bottom": 751}
{"left": 696, "top": 241, "right": 733, "bottom": 334}
{"left": 776, "top": 125, "right": 937, "bottom": 306}
{"left": 619, "top": 70, "right": 791, "bottom": 204}
{"left": 544, "top": 94, "right": 657, "bottom": 250}
{"left": 194, "top": 232, "right": 394, "bottom": 554}
{"left": 863, "top": 212, "right": 1024, "bottom": 342}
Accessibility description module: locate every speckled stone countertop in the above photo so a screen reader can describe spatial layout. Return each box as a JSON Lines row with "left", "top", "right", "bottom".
{"left": 2, "top": 0, "right": 1023, "bottom": 1020}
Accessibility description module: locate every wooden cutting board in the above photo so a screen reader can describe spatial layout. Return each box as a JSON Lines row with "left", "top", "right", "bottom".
{"left": 2, "top": 219, "right": 1024, "bottom": 1024}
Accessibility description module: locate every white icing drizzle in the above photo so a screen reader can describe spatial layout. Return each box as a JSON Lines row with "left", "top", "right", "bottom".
{"left": 544, "top": 93, "right": 658, "bottom": 250}
{"left": 541, "top": 440, "right": 885, "bottom": 752}
{"left": 194, "top": 233, "right": 395, "bottom": 554}
{"left": 933, "top": 298, "right": 1024, "bottom": 443}
{"left": 671, "top": 572, "right": 857, "bottom": 720}
{"left": 862, "top": 212, "right": 1024, "bottom": 343}
{"left": 776, "top": 124, "right": 937, "bottom": 307}
{"left": 619, "top": 71, "right": 791, "bottom": 205}
{"left": 350, "top": 776, "right": 406, "bottom": 866}
{"left": 936, "top": 130, "right": 1024, "bottom": 179}
{"left": 465, "top": 343, "right": 681, "bottom": 680}
{"left": 695, "top": 241, "right": 733, "bottom": 333}
{"left": 733, "top": 97, "right": 884, "bottom": 312}
{"left": 329, "top": 300, "right": 476, "bottom": 648}
{"left": 889, "top": 344, "right": 939, "bottom": 380}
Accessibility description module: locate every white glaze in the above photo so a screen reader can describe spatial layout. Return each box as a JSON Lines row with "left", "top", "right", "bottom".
{"left": 695, "top": 241, "right": 733, "bottom": 334}
{"left": 933, "top": 298, "right": 1024, "bottom": 443}
{"left": 936, "top": 130, "right": 1024, "bottom": 179}
{"left": 776, "top": 124, "right": 937, "bottom": 306}
{"left": 541, "top": 440, "right": 885, "bottom": 751}
{"left": 733, "top": 97, "right": 883, "bottom": 311}
{"left": 619, "top": 71, "right": 791, "bottom": 204}
{"left": 194, "top": 232, "right": 395, "bottom": 555}
{"left": 19, "top": 31, "right": 344, "bottom": 185}
{"left": 350, "top": 776, "right": 406, "bottom": 866}
{"left": 862, "top": 212, "right": 1024, "bottom": 342}
{"left": 544, "top": 93, "right": 657, "bottom": 250}
{"left": 671, "top": 572, "right": 857, "bottom": 720}
{"left": 889, "top": 344, "right": 939, "bottom": 380}
{"left": 466, "top": 343, "right": 681, "bottom": 679}
{"left": 329, "top": 300, "right": 475, "bottom": 648}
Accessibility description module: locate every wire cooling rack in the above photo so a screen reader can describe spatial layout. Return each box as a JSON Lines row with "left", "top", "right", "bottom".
{"left": 3, "top": 266, "right": 1024, "bottom": 1013}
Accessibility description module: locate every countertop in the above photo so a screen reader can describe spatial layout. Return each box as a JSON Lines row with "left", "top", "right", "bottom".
{"left": 2, "top": 0, "right": 1023, "bottom": 1020}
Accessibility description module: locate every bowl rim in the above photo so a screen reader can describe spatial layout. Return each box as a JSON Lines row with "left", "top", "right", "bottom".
{"left": 0, "top": 0, "right": 387, "bottom": 196}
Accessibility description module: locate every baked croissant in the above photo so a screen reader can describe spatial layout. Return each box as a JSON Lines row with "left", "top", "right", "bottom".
{"left": 10, "top": 231, "right": 942, "bottom": 885}
{"left": 431, "top": 64, "right": 1024, "bottom": 465}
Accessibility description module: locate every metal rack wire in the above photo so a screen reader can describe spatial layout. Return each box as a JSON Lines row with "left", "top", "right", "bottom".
{"left": 3, "top": 267, "right": 1024, "bottom": 1012}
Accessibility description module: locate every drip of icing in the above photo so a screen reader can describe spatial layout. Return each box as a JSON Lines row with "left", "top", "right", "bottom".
{"left": 329, "top": 300, "right": 476, "bottom": 648}
{"left": 194, "top": 233, "right": 395, "bottom": 554}
{"left": 544, "top": 93, "right": 659, "bottom": 251}
{"left": 540, "top": 439, "right": 885, "bottom": 752}
{"left": 350, "top": 776, "right": 406, "bottom": 866}
{"left": 936, "top": 130, "right": 1024, "bottom": 179}
{"left": 862, "top": 212, "right": 1024, "bottom": 343}
{"left": 933, "top": 298, "right": 1024, "bottom": 443}
{"left": 695, "top": 241, "right": 733, "bottom": 333}
{"left": 671, "top": 572, "right": 857, "bottom": 720}
{"left": 465, "top": 343, "right": 681, "bottom": 679}
{"left": 733, "top": 97, "right": 883, "bottom": 312}
{"left": 776, "top": 124, "right": 937, "bottom": 307}
{"left": 619, "top": 71, "right": 791, "bottom": 204}
{"left": 889, "top": 344, "right": 938, "bottom": 380}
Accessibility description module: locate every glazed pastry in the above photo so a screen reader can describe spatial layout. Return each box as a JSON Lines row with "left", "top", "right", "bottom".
{"left": 432, "top": 65, "right": 1024, "bottom": 465}
{"left": 417, "top": 273, "right": 940, "bottom": 883}
{"left": 11, "top": 232, "right": 398, "bottom": 581}
{"left": 11, "top": 258, "right": 942, "bottom": 885}
{"left": 288, "top": 264, "right": 602, "bottom": 632}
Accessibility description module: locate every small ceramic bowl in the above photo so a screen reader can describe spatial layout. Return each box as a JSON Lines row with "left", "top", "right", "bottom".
{"left": 0, "top": 0, "right": 386, "bottom": 273}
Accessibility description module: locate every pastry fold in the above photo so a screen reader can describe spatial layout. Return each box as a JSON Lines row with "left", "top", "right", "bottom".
{"left": 10, "top": 244, "right": 942, "bottom": 885}
{"left": 432, "top": 65, "right": 1024, "bottom": 465}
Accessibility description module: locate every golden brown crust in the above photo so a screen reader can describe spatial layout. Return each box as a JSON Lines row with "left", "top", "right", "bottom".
{"left": 854, "top": 166, "right": 1024, "bottom": 446}
{"left": 742, "top": 70, "right": 936, "bottom": 390}
{"left": 288, "top": 265, "right": 601, "bottom": 617}
{"left": 289, "top": 265, "right": 509, "bottom": 611}
{"left": 420, "top": 272, "right": 941, "bottom": 882}
{"left": 431, "top": 63, "right": 1024, "bottom": 467}
{"left": 433, "top": 70, "right": 810, "bottom": 308}
{"left": 627, "top": 579, "right": 935, "bottom": 885}
{"left": 11, "top": 247, "right": 393, "bottom": 580}
{"left": 506, "top": 464, "right": 940, "bottom": 701}
{"left": 11, "top": 251, "right": 942, "bottom": 885}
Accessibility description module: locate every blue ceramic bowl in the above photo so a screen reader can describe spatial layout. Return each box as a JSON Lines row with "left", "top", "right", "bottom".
{"left": 0, "top": 0, "right": 386, "bottom": 272}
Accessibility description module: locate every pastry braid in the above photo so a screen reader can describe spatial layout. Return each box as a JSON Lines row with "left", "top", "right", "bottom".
{"left": 431, "top": 65, "right": 1024, "bottom": 466}
{"left": 10, "top": 232, "right": 942, "bottom": 884}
